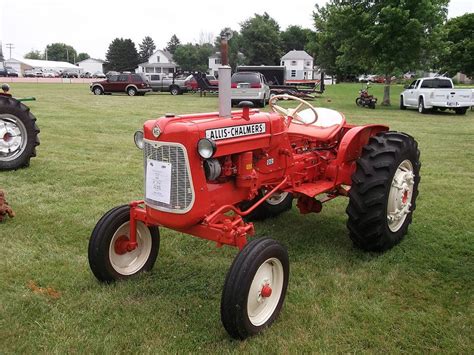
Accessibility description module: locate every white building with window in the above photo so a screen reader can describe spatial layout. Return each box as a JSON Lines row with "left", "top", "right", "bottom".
{"left": 280, "top": 50, "right": 313, "bottom": 80}
{"left": 76, "top": 58, "right": 104, "bottom": 74}
{"left": 136, "top": 49, "right": 176, "bottom": 77}
{"left": 208, "top": 52, "right": 222, "bottom": 77}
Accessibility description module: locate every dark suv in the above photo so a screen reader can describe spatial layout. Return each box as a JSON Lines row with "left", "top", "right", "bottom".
{"left": 90, "top": 73, "right": 152, "bottom": 96}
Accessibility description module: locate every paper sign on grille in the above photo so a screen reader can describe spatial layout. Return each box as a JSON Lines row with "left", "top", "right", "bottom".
{"left": 146, "top": 159, "right": 172, "bottom": 204}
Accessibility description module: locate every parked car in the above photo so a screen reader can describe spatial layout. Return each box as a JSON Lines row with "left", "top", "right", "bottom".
{"left": 185, "top": 74, "right": 218, "bottom": 91}
{"left": 90, "top": 73, "right": 152, "bottom": 96}
{"left": 62, "top": 71, "right": 79, "bottom": 78}
{"left": 43, "top": 71, "right": 60, "bottom": 78}
{"left": 2, "top": 67, "right": 19, "bottom": 77}
{"left": 400, "top": 77, "right": 474, "bottom": 115}
{"left": 92, "top": 71, "right": 106, "bottom": 78}
{"left": 106, "top": 71, "right": 120, "bottom": 78}
{"left": 231, "top": 72, "right": 271, "bottom": 107}
{"left": 145, "top": 73, "right": 188, "bottom": 95}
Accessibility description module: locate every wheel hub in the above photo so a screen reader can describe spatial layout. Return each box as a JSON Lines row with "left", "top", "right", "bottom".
{"left": 0, "top": 117, "right": 25, "bottom": 159}
{"left": 260, "top": 283, "right": 272, "bottom": 298}
{"left": 387, "top": 160, "right": 415, "bottom": 232}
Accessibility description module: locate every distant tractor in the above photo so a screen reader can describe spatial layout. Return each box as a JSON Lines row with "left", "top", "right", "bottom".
{"left": 0, "top": 84, "right": 40, "bottom": 170}
{"left": 88, "top": 72, "right": 421, "bottom": 339}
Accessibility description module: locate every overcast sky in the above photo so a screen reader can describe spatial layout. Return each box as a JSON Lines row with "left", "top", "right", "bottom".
{"left": 1, "top": 0, "right": 472, "bottom": 60}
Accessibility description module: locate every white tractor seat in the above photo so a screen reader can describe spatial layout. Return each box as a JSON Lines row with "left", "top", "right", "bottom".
{"left": 288, "top": 107, "right": 346, "bottom": 141}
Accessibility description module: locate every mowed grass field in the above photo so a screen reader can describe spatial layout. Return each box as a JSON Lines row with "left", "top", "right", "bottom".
{"left": 1, "top": 83, "right": 473, "bottom": 353}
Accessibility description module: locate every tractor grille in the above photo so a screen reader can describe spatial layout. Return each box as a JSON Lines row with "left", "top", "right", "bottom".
{"left": 144, "top": 140, "right": 194, "bottom": 213}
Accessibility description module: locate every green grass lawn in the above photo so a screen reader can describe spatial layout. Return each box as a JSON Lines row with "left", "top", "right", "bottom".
{"left": 1, "top": 83, "right": 473, "bottom": 353}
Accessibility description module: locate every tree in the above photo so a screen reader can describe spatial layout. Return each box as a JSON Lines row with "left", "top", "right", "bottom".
{"left": 24, "top": 50, "right": 43, "bottom": 60}
{"left": 239, "top": 12, "right": 283, "bottom": 65}
{"left": 138, "top": 36, "right": 156, "bottom": 63}
{"left": 438, "top": 13, "right": 474, "bottom": 78}
{"left": 310, "top": 0, "right": 448, "bottom": 105}
{"left": 0, "top": 43, "right": 4, "bottom": 62}
{"left": 45, "top": 43, "right": 77, "bottom": 63}
{"left": 77, "top": 53, "right": 90, "bottom": 62}
{"left": 166, "top": 34, "right": 181, "bottom": 55}
{"left": 280, "top": 25, "right": 313, "bottom": 53}
{"left": 173, "top": 43, "right": 213, "bottom": 72}
{"left": 105, "top": 38, "right": 140, "bottom": 72}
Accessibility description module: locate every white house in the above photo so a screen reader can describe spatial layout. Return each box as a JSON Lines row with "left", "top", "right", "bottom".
{"left": 208, "top": 52, "right": 222, "bottom": 77}
{"left": 280, "top": 50, "right": 314, "bottom": 80}
{"left": 136, "top": 49, "right": 176, "bottom": 77}
{"left": 76, "top": 58, "right": 104, "bottom": 74}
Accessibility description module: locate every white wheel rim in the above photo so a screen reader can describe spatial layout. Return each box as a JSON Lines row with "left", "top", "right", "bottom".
{"left": 0, "top": 114, "right": 27, "bottom": 161}
{"left": 94, "top": 88, "right": 101, "bottom": 95}
{"left": 418, "top": 102, "right": 423, "bottom": 112}
{"left": 247, "top": 257, "right": 284, "bottom": 326}
{"left": 387, "top": 159, "right": 415, "bottom": 232}
{"left": 265, "top": 191, "right": 289, "bottom": 206}
{"left": 108, "top": 221, "right": 152, "bottom": 275}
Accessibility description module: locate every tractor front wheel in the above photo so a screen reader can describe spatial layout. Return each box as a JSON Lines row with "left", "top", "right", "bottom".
{"left": 221, "top": 238, "right": 289, "bottom": 339}
{"left": 355, "top": 98, "right": 363, "bottom": 107}
{"left": 88, "top": 205, "right": 160, "bottom": 282}
{"left": 346, "top": 131, "right": 421, "bottom": 252}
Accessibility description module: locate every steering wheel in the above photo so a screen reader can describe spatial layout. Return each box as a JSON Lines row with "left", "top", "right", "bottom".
{"left": 269, "top": 94, "right": 318, "bottom": 126}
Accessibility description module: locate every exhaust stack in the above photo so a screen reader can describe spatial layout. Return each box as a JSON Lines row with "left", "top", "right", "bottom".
{"left": 218, "top": 66, "right": 231, "bottom": 118}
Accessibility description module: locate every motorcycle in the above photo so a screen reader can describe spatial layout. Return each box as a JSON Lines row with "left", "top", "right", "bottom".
{"left": 356, "top": 84, "right": 377, "bottom": 109}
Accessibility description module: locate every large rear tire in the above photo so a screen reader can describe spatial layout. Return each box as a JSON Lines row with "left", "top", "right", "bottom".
{"left": 0, "top": 97, "right": 40, "bottom": 170}
{"left": 88, "top": 205, "right": 160, "bottom": 282}
{"left": 346, "top": 132, "right": 421, "bottom": 252}
{"left": 221, "top": 238, "right": 289, "bottom": 339}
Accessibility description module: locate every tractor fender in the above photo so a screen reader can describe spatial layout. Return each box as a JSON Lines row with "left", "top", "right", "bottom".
{"left": 326, "top": 124, "right": 388, "bottom": 185}
{"left": 336, "top": 124, "right": 388, "bottom": 164}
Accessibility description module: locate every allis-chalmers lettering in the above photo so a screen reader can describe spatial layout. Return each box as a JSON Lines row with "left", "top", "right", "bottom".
{"left": 206, "top": 123, "right": 265, "bottom": 140}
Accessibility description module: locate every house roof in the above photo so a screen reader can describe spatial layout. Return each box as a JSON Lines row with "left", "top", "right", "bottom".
{"left": 77, "top": 58, "right": 105, "bottom": 64}
{"left": 281, "top": 50, "right": 313, "bottom": 61}
{"left": 18, "top": 58, "right": 79, "bottom": 69}
{"left": 138, "top": 62, "right": 176, "bottom": 68}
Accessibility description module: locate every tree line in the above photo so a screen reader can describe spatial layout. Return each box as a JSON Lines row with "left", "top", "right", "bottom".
{"left": 23, "top": 1, "right": 473, "bottom": 105}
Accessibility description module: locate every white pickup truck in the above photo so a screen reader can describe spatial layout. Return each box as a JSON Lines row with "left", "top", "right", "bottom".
{"left": 400, "top": 77, "right": 473, "bottom": 115}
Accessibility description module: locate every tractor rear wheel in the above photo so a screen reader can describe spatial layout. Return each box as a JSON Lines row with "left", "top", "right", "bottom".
{"left": 346, "top": 131, "right": 421, "bottom": 252}
{"left": 221, "top": 238, "right": 289, "bottom": 339}
{"left": 242, "top": 190, "right": 293, "bottom": 220}
{"left": 0, "top": 96, "right": 40, "bottom": 170}
{"left": 88, "top": 205, "right": 160, "bottom": 282}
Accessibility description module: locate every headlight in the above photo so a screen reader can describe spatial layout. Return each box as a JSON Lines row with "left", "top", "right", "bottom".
{"left": 197, "top": 138, "right": 217, "bottom": 159}
{"left": 134, "top": 130, "right": 144, "bottom": 150}
{"left": 152, "top": 126, "right": 161, "bottom": 138}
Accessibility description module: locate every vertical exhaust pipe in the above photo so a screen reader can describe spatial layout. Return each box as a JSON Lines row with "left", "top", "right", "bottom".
{"left": 218, "top": 31, "right": 233, "bottom": 118}
{"left": 218, "top": 66, "right": 231, "bottom": 118}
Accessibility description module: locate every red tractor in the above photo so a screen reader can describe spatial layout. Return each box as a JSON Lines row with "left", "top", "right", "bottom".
{"left": 88, "top": 94, "right": 420, "bottom": 339}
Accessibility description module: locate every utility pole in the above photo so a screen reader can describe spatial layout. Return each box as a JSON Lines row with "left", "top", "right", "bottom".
{"left": 6, "top": 43, "right": 14, "bottom": 59}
